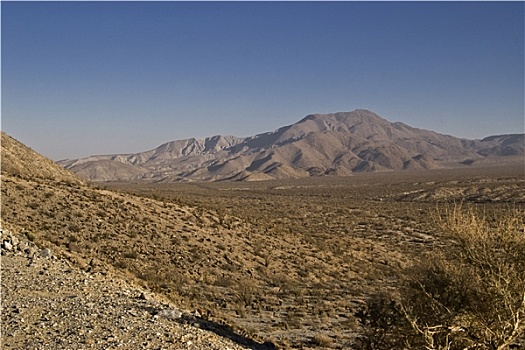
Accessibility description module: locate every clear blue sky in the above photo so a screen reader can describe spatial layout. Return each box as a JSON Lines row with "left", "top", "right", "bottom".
{"left": 2, "top": 1, "right": 524, "bottom": 160}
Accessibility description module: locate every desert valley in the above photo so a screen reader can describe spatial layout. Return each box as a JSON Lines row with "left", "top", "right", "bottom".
{"left": 2, "top": 110, "right": 524, "bottom": 349}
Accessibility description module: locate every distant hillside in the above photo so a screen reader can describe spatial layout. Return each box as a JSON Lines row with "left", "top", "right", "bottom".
{"left": 59, "top": 109, "right": 525, "bottom": 182}
{"left": 476, "top": 134, "right": 525, "bottom": 156}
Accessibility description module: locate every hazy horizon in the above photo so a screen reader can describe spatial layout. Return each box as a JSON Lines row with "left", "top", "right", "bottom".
{"left": 2, "top": 2, "right": 524, "bottom": 160}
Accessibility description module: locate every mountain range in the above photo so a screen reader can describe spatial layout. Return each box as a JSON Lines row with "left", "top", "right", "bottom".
{"left": 59, "top": 109, "right": 524, "bottom": 182}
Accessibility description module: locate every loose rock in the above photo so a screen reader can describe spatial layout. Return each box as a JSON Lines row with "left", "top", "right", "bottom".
{"left": 38, "top": 248, "right": 52, "bottom": 258}
{"left": 155, "top": 308, "right": 183, "bottom": 320}
{"left": 1, "top": 230, "right": 250, "bottom": 350}
{"left": 3, "top": 240, "right": 13, "bottom": 251}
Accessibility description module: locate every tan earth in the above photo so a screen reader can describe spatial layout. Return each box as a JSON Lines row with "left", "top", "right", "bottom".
{"left": 2, "top": 132, "right": 524, "bottom": 348}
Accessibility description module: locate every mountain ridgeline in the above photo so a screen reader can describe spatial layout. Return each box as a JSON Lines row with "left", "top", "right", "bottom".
{"left": 59, "top": 110, "right": 524, "bottom": 182}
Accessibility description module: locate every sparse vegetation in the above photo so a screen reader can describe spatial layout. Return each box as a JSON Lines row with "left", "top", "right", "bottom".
{"left": 355, "top": 204, "right": 525, "bottom": 350}
{"left": 312, "top": 334, "right": 334, "bottom": 348}
{"left": 2, "top": 136, "right": 524, "bottom": 349}
{"left": 24, "top": 231, "right": 35, "bottom": 242}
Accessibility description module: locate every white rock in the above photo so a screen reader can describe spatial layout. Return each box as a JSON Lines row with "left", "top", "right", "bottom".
{"left": 155, "top": 309, "right": 182, "bottom": 320}
{"left": 39, "top": 248, "right": 52, "bottom": 258}
{"left": 3, "top": 241, "right": 13, "bottom": 251}
{"left": 11, "top": 235, "right": 20, "bottom": 249}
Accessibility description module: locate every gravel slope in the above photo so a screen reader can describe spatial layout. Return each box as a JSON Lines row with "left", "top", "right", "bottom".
{"left": 1, "top": 229, "right": 260, "bottom": 350}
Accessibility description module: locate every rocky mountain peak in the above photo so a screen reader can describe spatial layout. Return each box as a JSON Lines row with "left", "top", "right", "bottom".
{"left": 57, "top": 110, "right": 524, "bottom": 182}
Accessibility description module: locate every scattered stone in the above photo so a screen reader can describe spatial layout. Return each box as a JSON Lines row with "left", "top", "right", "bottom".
{"left": 89, "top": 258, "right": 99, "bottom": 268}
{"left": 155, "top": 308, "right": 183, "bottom": 320}
{"left": 3, "top": 240, "right": 13, "bottom": 251}
{"left": 11, "top": 235, "right": 20, "bottom": 248}
{"left": 24, "top": 245, "right": 38, "bottom": 257}
{"left": 67, "top": 242, "right": 80, "bottom": 252}
{"left": 139, "top": 292, "right": 152, "bottom": 301}
{"left": 2, "top": 234, "right": 249, "bottom": 350}
{"left": 39, "top": 248, "right": 52, "bottom": 258}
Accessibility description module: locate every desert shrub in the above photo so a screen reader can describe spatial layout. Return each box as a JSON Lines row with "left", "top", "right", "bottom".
{"left": 123, "top": 251, "right": 138, "bottom": 259}
{"left": 355, "top": 204, "right": 525, "bottom": 350}
{"left": 312, "top": 334, "right": 334, "bottom": 348}
{"left": 284, "top": 310, "right": 303, "bottom": 329}
{"left": 27, "top": 202, "right": 39, "bottom": 210}
{"left": 24, "top": 231, "right": 36, "bottom": 242}
{"left": 234, "top": 278, "right": 258, "bottom": 308}
{"left": 113, "top": 260, "right": 128, "bottom": 269}
{"left": 354, "top": 292, "right": 412, "bottom": 350}
{"left": 68, "top": 224, "right": 81, "bottom": 233}
{"left": 214, "top": 275, "right": 235, "bottom": 287}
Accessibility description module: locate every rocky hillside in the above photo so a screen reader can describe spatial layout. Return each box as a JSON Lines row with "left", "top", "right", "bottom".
{"left": 60, "top": 109, "right": 524, "bottom": 182}
{"left": 2, "top": 132, "right": 82, "bottom": 184}
{"left": 1, "top": 133, "right": 276, "bottom": 349}
{"left": 0, "top": 131, "right": 419, "bottom": 348}
{"left": 1, "top": 228, "right": 254, "bottom": 350}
